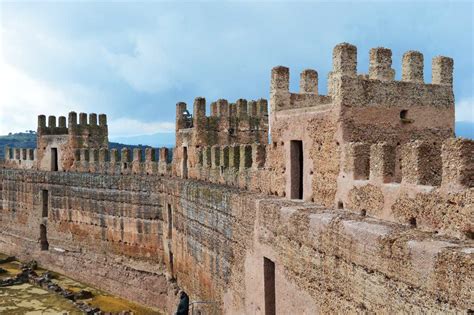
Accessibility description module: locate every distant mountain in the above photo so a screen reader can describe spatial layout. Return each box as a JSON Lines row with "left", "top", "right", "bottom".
{"left": 0, "top": 132, "right": 159, "bottom": 160}
{"left": 455, "top": 121, "right": 474, "bottom": 139}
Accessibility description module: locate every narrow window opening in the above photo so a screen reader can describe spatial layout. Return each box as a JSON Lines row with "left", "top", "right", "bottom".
{"left": 400, "top": 110, "right": 408, "bottom": 119}
{"left": 263, "top": 257, "right": 276, "bottom": 315}
{"left": 394, "top": 147, "right": 402, "bottom": 183}
{"left": 40, "top": 224, "right": 49, "bottom": 251}
{"left": 167, "top": 204, "right": 173, "bottom": 239}
{"left": 290, "top": 140, "right": 303, "bottom": 199}
{"left": 338, "top": 201, "right": 344, "bottom": 209}
{"left": 182, "top": 146, "right": 188, "bottom": 179}
{"left": 51, "top": 148, "right": 58, "bottom": 171}
{"left": 409, "top": 217, "right": 417, "bottom": 227}
{"left": 400, "top": 110, "right": 413, "bottom": 123}
{"left": 41, "top": 190, "right": 49, "bottom": 218}
{"left": 464, "top": 230, "right": 473, "bottom": 240}
{"left": 360, "top": 209, "right": 367, "bottom": 216}
{"left": 167, "top": 203, "right": 175, "bottom": 278}
{"left": 169, "top": 252, "right": 174, "bottom": 277}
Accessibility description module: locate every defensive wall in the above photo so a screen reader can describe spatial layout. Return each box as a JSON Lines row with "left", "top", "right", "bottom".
{"left": 1, "top": 43, "right": 472, "bottom": 314}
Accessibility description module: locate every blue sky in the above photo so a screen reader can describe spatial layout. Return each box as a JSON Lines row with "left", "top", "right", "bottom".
{"left": 0, "top": 1, "right": 472, "bottom": 141}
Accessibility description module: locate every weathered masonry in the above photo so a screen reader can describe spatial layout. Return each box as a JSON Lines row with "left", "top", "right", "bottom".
{"left": 1, "top": 43, "right": 473, "bottom": 314}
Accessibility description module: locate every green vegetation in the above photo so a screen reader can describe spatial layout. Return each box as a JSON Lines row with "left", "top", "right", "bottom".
{"left": 0, "top": 132, "right": 37, "bottom": 158}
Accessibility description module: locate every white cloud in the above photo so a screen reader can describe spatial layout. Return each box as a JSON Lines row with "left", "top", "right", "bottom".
{"left": 0, "top": 49, "right": 84, "bottom": 134}
{"left": 456, "top": 97, "right": 474, "bottom": 122}
{"left": 108, "top": 118, "right": 174, "bottom": 137}
{"left": 1, "top": 1, "right": 472, "bottom": 139}
{"left": 0, "top": 51, "right": 176, "bottom": 136}
{"left": 104, "top": 33, "right": 180, "bottom": 93}
{"left": 0, "top": 21, "right": 176, "bottom": 137}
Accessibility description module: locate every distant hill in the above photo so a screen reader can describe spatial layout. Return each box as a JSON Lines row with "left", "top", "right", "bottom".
{"left": 0, "top": 132, "right": 37, "bottom": 158}
{"left": 0, "top": 132, "right": 157, "bottom": 160}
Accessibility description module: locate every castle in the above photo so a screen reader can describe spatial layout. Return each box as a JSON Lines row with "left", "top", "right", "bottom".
{"left": 1, "top": 43, "right": 472, "bottom": 314}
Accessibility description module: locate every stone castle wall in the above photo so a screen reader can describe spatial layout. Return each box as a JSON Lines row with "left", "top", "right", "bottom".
{"left": 1, "top": 43, "right": 473, "bottom": 313}
{"left": 0, "top": 169, "right": 472, "bottom": 313}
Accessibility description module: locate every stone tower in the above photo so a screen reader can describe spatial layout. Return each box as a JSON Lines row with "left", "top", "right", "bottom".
{"left": 36, "top": 112, "right": 108, "bottom": 171}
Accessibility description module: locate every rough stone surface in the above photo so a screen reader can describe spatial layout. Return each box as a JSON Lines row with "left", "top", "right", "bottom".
{"left": 1, "top": 43, "right": 472, "bottom": 314}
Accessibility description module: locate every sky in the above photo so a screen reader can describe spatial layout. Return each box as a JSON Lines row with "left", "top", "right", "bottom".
{"left": 0, "top": 1, "right": 472, "bottom": 142}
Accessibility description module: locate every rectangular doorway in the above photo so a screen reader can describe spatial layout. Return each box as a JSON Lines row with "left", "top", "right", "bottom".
{"left": 182, "top": 147, "right": 188, "bottom": 179}
{"left": 51, "top": 148, "right": 58, "bottom": 171}
{"left": 41, "top": 190, "right": 49, "bottom": 218}
{"left": 290, "top": 140, "right": 303, "bottom": 199}
{"left": 40, "top": 224, "right": 49, "bottom": 251}
{"left": 264, "top": 257, "right": 276, "bottom": 315}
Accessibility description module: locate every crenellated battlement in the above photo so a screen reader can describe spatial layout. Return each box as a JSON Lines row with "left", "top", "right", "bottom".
{"left": 37, "top": 115, "right": 68, "bottom": 135}
{"left": 2, "top": 146, "right": 37, "bottom": 170}
{"left": 67, "top": 112, "right": 108, "bottom": 143}
{"left": 328, "top": 44, "right": 454, "bottom": 112}
{"left": 343, "top": 138, "right": 473, "bottom": 189}
{"left": 176, "top": 97, "right": 269, "bottom": 148}
{"left": 37, "top": 112, "right": 108, "bottom": 135}
{"left": 71, "top": 146, "right": 172, "bottom": 176}
{"left": 270, "top": 66, "right": 333, "bottom": 112}
{"left": 177, "top": 97, "right": 268, "bottom": 128}
{"left": 327, "top": 43, "right": 453, "bottom": 86}
{"left": 271, "top": 43, "right": 454, "bottom": 118}
{"left": 339, "top": 138, "right": 472, "bottom": 238}
{"left": 197, "top": 143, "right": 266, "bottom": 171}
{"left": 184, "top": 142, "right": 279, "bottom": 190}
